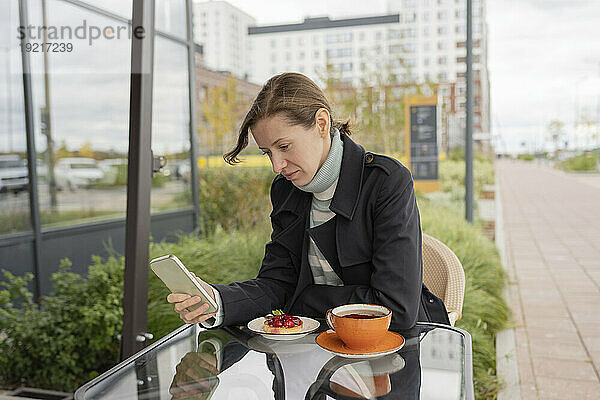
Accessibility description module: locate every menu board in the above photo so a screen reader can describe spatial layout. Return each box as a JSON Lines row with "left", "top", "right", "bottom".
{"left": 410, "top": 105, "right": 438, "bottom": 180}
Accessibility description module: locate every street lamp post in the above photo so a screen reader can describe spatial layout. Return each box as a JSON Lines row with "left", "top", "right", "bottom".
{"left": 465, "top": 0, "right": 474, "bottom": 223}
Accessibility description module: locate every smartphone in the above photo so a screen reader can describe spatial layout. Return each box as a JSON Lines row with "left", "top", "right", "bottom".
{"left": 150, "top": 254, "right": 219, "bottom": 314}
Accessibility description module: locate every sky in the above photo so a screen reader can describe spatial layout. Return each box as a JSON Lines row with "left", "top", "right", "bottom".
{"left": 221, "top": 0, "right": 600, "bottom": 154}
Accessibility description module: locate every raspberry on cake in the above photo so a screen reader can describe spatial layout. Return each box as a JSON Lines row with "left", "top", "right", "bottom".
{"left": 264, "top": 312, "right": 303, "bottom": 334}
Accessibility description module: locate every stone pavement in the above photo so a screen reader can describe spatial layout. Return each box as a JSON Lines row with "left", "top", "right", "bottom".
{"left": 496, "top": 159, "right": 600, "bottom": 399}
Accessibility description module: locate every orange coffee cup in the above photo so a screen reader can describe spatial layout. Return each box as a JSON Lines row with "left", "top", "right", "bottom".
{"left": 325, "top": 304, "right": 392, "bottom": 351}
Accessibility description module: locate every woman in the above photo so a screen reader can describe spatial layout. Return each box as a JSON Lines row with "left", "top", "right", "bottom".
{"left": 168, "top": 73, "right": 449, "bottom": 330}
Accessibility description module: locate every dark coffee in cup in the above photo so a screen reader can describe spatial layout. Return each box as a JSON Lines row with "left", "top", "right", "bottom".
{"left": 342, "top": 312, "right": 385, "bottom": 319}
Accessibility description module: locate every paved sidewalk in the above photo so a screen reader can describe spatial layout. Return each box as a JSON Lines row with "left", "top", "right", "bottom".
{"left": 496, "top": 160, "right": 600, "bottom": 400}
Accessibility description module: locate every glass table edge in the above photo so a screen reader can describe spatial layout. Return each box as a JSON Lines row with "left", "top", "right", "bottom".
{"left": 74, "top": 322, "right": 474, "bottom": 400}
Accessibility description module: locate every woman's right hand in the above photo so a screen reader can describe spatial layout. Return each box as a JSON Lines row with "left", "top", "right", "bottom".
{"left": 167, "top": 274, "right": 217, "bottom": 325}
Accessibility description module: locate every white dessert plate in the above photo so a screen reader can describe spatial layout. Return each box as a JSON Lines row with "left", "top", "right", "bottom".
{"left": 247, "top": 316, "right": 320, "bottom": 340}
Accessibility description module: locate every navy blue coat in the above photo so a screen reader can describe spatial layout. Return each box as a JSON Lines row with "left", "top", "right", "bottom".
{"left": 214, "top": 134, "right": 448, "bottom": 329}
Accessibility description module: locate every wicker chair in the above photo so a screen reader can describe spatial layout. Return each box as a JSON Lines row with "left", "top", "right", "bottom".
{"left": 422, "top": 234, "right": 466, "bottom": 326}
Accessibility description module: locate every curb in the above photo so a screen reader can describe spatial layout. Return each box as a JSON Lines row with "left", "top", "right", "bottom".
{"left": 494, "top": 164, "right": 522, "bottom": 400}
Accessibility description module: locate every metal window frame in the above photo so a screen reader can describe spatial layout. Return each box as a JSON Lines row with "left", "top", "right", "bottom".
{"left": 120, "top": 0, "right": 155, "bottom": 361}
{"left": 18, "top": 0, "right": 42, "bottom": 303}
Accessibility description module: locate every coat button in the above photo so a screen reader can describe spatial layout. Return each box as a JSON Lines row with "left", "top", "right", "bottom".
{"left": 365, "top": 153, "right": 374, "bottom": 164}
{"left": 429, "top": 298, "right": 434, "bottom": 303}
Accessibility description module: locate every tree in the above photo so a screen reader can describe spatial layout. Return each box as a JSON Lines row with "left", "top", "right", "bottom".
{"left": 78, "top": 141, "right": 95, "bottom": 159}
{"left": 201, "top": 76, "right": 247, "bottom": 156}
{"left": 547, "top": 119, "right": 565, "bottom": 156}
{"left": 318, "top": 54, "right": 435, "bottom": 156}
{"left": 55, "top": 140, "right": 71, "bottom": 159}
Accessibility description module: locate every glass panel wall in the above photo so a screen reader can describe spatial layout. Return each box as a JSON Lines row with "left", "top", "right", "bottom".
{"left": 0, "top": 1, "right": 31, "bottom": 236}
{"left": 25, "top": 0, "right": 132, "bottom": 229}
{"left": 151, "top": 37, "right": 192, "bottom": 213}
{"left": 156, "top": 0, "right": 187, "bottom": 40}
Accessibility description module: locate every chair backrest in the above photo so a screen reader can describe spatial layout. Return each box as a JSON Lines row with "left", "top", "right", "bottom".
{"left": 422, "top": 234, "right": 466, "bottom": 325}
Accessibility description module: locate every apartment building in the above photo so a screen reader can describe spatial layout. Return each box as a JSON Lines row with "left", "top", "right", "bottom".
{"left": 247, "top": 0, "right": 489, "bottom": 147}
{"left": 193, "top": 0, "right": 256, "bottom": 79}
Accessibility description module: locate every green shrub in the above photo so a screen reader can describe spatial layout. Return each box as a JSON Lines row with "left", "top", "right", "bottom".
{"left": 557, "top": 153, "right": 598, "bottom": 172}
{"left": 418, "top": 196, "right": 509, "bottom": 400}
{"left": 0, "top": 257, "right": 124, "bottom": 392}
{"left": 517, "top": 154, "right": 534, "bottom": 161}
{"left": 195, "top": 166, "right": 274, "bottom": 235}
{"left": 439, "top": 158, "right": 495, "bottom": 196}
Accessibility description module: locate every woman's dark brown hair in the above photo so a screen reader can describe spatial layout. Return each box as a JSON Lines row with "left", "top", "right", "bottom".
{"left": 223, "top": 72, "right": 352, "bottom": 165}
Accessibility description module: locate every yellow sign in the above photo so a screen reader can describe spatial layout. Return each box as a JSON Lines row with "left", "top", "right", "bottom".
{"left": 404, "top": 95, "right": 441, "bottom": 193}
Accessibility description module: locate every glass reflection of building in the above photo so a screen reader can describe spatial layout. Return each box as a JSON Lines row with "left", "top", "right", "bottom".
{"left": 0, "top": 0, "right": 198, "bottom": 298}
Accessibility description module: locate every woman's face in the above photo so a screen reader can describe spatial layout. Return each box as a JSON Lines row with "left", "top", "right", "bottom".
{"left": 251, "top": 110, "right": 331, "bottom": 187}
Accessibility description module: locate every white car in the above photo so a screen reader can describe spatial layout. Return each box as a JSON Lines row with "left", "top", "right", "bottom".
{"left": 0, "top": 155, "right": 29, "bottom": 193}
{"left": 55, "top": 158, "right": 105, "bottom": 190}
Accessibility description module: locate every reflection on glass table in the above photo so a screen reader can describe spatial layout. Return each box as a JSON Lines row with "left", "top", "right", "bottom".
{"left": 75, "top": 322, "right": 473, "bottom": 400}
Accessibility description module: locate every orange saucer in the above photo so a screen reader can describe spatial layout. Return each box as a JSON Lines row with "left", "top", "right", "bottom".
{"left": 316, "top": 330, "right": 405, "bottom": 358}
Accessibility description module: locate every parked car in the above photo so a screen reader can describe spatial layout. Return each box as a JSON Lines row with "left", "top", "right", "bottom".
{"left": 55, "top": 158, "right": 105, "bottom": 190}
{"left": 0, "top": 155, "right": 29, "bottom": 194}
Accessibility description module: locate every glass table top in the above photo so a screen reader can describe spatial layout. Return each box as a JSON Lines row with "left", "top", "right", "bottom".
{"left": 75, "top": 322, "right": 473, "bottom": 400}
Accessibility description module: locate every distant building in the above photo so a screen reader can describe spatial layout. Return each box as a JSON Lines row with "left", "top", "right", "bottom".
{"left": 193, "top": 0, "right": 256, "bottom": 80}
{"left": 246, "top": 0, "right": 489, "bottom": 149}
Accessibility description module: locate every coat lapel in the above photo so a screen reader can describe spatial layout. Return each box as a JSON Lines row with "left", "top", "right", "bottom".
{"left": 329, "top": 134, "right": 366, "bottom": 221}
{"left": 307, "top": 216, "right": 343, "bottom": 279}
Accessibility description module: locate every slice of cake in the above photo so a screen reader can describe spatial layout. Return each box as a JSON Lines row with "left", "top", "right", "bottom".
{"left": 264, "top": 312, "right": 303, "bottom": 334}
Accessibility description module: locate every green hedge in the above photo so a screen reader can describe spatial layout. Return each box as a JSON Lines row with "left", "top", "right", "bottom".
{"left": 418, "top": 197, "right": 508, "bottom": 399}
{"left": 557, "top": 153, "right": 598, "bottom": 172}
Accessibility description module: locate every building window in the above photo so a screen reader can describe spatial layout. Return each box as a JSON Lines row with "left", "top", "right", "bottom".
{"left": 285, "top": 38, "right": 291, "bottom": 47}
{"left": 423, "top": 27, "right": 430, "bottom": 37}
{"left": 406, "top": 12, "right": 417, "bottom": 22}
{"left": 376, "top": 31, "right": 382, "bottom": 40}
{"left": 313, "top": 50, "right": 320, "bottom": 58}
{"left": 437, "top": 41, "right": 447, "bottom": 50}
{"left": 271, "top": 53, "right": 277, "bottom": 62}
{"left": 456, "top": 9, "right": 466, "bottom": 19}
{"left": 438, "top": 26, "right": 448, "bottom": 35}
{"left": 270, "top": 39, "right": 276, "bottom": 48}
{"left": 405, "top": 28, "right": 416, "bottom": 38}
{"left": 423, "top": 42, "right": 431, "bottom": 51}
{"left": 299, "top": 51, "right": 305, "bottom": 60}
{"left": 423, "top": 57, "right": 430, "bottom": 66}
{"left": 437, "top": 11, "right": 448, "bottom": 20}
{"left": 297, "top": 37, "right": 305, "bottom": 46}
{"left": 456, "top": 25, "right": 465, "bottom": 34}
{"left": 423, "top": 11, "right": 430, "bottom": 22}
{"left": 439, "top": 72, "right": 448, "bottom": 81}
{"left": 359, "top": 31, "right": 365, "bottom": 41}
{"left": 286, "top": 52, "right": 291, "bottom": 61}
{"left": 438, "top": 56, "right": 447, "bottom": 65}
{"left": 406, "top": 58, "right": 417, "bottom": 67}
{"left": 389, "top": 30, "right": 402, "bottom": 40}
{"left": 326, "top": 48, "right": 352, "bottom": 58}
{"left": 312, "top": 35, "right": 319, "bottom": 45}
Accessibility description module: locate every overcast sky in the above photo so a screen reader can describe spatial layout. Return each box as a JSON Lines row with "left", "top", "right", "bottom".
{"left": 222, "top": 0, "right": 600, "bottom": 153}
